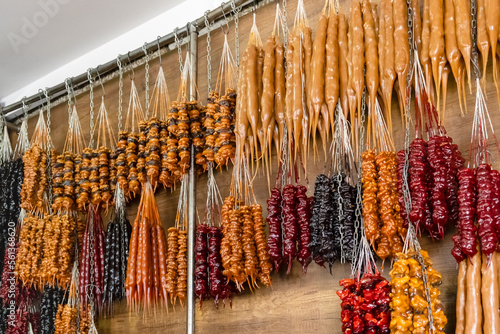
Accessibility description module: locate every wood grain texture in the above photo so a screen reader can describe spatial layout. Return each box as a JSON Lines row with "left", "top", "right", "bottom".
{"left": 8, "top": 0, "right": 500, "bottom": 333}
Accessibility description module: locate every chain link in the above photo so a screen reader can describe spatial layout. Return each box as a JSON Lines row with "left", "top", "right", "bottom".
{"left": 334, "top": 115, "right": 345, "bottom": 263}
{"left": 205, "top": 11, "right": 212, "bottom": 93}
{"left": 43, "top": 88, "right": 53, "bottom": 210}
{"left": 175, "top": 29, "right": 184, "bottom": 75}
{"left": 117, "top": 56, "right": 124, "bottom": 132}
{"left": 88, "top": 208, "right": 96, "bottom": 328}
{"left": 282, "top": 0, "right": 288, "bottom": 50}
{"left": 470, "top": 0, "right": 481, "bottom": 80}
{"left": 231, "top": 0, "right": 240, "bottom": 71}
{"left": 404, "top": 2, "right": 435, "bottom": 332}
{"left": 21, "top": 97, "right": 29, "bottom": 122}
{"left": 65, "top": 78, "right": 73, "bottom": 119}
{"left": 142, "top": 44, "right": 150, "bottom": 115}
{"left": 351, "top": 91, "right": 366, "bottom": 269}
{"left": 87, "top": 69, "right": 95, "bottom": 149}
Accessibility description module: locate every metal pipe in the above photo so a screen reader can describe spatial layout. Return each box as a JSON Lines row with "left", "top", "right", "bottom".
{"left": 186, "top": 23, "right": 198, "bottom": 334}
{"left": 1, "top": 0, "right": 264, "bottom": 122}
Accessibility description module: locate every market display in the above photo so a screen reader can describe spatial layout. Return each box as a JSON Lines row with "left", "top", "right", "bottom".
{"left": 4, "top": 0, "right": 500, "bottom": 333}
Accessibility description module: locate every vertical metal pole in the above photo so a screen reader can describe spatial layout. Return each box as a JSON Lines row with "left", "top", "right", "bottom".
{"left": 187, "top": 23, "right": 198, "bottom": 334}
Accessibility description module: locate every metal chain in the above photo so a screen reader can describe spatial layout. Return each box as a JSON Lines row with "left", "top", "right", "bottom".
{"left": 231, "top": 0, "right": 240, "bottom": 71}
{"left": 335, "top": 117, "right": 345, "bottom": 263}
{"left": 87, "top": 69, "right": 95, "bottom": 149}
{"left": 175, "top": 29, "right": 184, "bottom": 75}
{"left": 22, "top": 97, "right": 29, "bottom": 122}
{"left": 205, "top": 11, "right": 212, "bottom": 93}
{"left": 142, "top": 44, "right": 150, "bottom": 115}
{"left": 117, "top": 56, "right": 124, "bottom": 132}
{"left": 65, "top": 78, "right": 73, "bottom": 119}
{"left": 88, "top": 209, "right": 96, "bottom": 329}
{"left": 116, "top": 188, "right": 127, "bottom": 298}
{"left": 282, "top": 0, "right": 288, "bottom": 49}
{"left": 43, "top": 88, "right": 53, "bottom": 210}
{"left": 359, "top": 90, "right": 366, "bottom": 157}
{"left": 404, "top": 2, "right": 435, "bottom": 332}
{"left": 470, "top": 0, "right": 481, "bottom": 80}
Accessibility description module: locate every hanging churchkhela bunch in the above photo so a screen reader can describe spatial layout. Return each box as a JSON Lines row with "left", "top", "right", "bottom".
{"left": 389, "top": 248, "right": 447, "bottom": 334}
{"left": 361, "top": 95, "right": 405, "bottom": 262}
{"left": 52, "top": 106, "right": 86, "bottom": 213}
{"left": 220, "top": 139, "right": 273, "bottom": 291}
{"left": 102, "top": 185, "right": 132, "bottom": 314}
{"left": 204, "top": 32, "right": 237, "bottom": 169}
{"left": 453, "top": 25, "right": 500, "bottom": 332}
{"left": 164, "top": 177, "right": 189, "bottom": 308}
{"left": 396, "top": 46, "right": 464, "bottom": 241}
{"left": 20, "top": 110, "right": 54, "bottom": 214}
{"left": 122, "top": 77, "right": 146, "bottom": 198}
{"left": 195, "top": 167, "right": 235, "bottom": 308}
{"left": 125, "top": 180, "right": 170, "bottom": 311}
{"left": 0, "top": 118, "right": 26, "bottom": 278}
{"left": 336, "top": 231, "right": 391, "bottom": 334}
{"left": 310, "top": 106, "right": 359, "bottom": 273}
{"left": 79, "top": 205, "right": 105, "bottom": 316}
{"left": 53, "top": 263, "right": 88, "bottom": 334}
{"left": 142, "top": 59, "right": 170, "bottom": 189}
{"left": 262, "top": 4, "right": 314, "bottom": 276}
{"left": 236, "top": 12, "right": 265, "bottom": 174}
{"left": 392, "top": 12, "right": 448, "bottom": 332}
{"left": 78, "top": 72, "right": 117, "bottom": 211}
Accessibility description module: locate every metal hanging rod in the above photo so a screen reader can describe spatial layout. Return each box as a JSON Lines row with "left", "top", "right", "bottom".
{"left": 2, "top": 0, "right": 267, "bottom": 123}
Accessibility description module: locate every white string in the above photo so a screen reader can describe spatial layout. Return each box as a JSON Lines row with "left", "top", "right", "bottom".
{"left": 0, "top": 125, "right": 13, "bottom": 165}
{"left": 125, "top": 80, "right": 145, "bottom": 133}
{"left": 148, "top": 66, "right": 170, "bottom": 120}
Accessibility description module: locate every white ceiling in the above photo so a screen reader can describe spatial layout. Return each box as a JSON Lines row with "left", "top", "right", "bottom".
{"left": 0, "top": 0, "right": 193, "bottom": 103}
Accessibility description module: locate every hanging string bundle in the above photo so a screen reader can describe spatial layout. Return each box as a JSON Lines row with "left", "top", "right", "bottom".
{"left": 54, "top": 263, "right": 81, "bottom": 334}
{"left": 143, "top": 58, "right": 170, "bottom": 189}
{"left": 123, "top": 76, "right": 146, "bottom": 198}
{"left": 336, "top": 236, "right": 391, "bottom": 334}
{"left": 79, "top": 205, "right": 105, "bottom": 315}
{"left": 205, "top": 31, "right": 237, "bottom": 169}
{"left": 397, "top": 43, "right": 464, "bottom": 241}
{"left": 195, "top": 166, "right": 235, "bottom": 308}
{"left": 221, "top": 153, "right": 272, "bottom": 290}
{"left": 54, "top": 106, "right": 86, "bottom": 213}
{"left": 453, "top": 4, "right": 500, "bottom": 331}
{"left": 20, "top": 110, "right": 54, "bottom": 214}
{"left": 164, "top": 176, "right": 188, "bottom": 308}
{"left": 92, "top": 96, "right": 117, "bottom": 209}
{"left": 395, "top": 13, "right": 448, "bottom": 332}
{"left": 102, "top": 185, "right": 132, "bottom": 314}
{"left": 125, "top": 181, "right": 169, "bottom": 311}
{"left": 0, "top": 117, "right": 27, "bottom": 280}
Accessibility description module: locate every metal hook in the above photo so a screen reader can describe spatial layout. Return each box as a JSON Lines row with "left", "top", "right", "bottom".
{"left": 142, "top": 42, "right": 148, "bottom": 56}
{"left": 87, "top": 68, "right": 94, "bottom": 84}
{"left": 116, "top": 55, "right": 123, "bottom": 71}
{"left": 220, "top": 3, "right": 230, "bottom": 34}
{"left": 127, "top": 52, "right": 135, "bottom": 80}
{"left": 204, "top": 10, "right": 211, "bottom": 28}
{"left": 252, "top": 0, "right": 257, "bottom": 13}
{"left": 174, "top": 27, "right": 179, "bottom": 41}
{"left": 95, "top": 66, "right": 105, "bottom": 97}
{"left": 157, "top": 36, "right": 162, "bottom": 64}
{"left": 37, "top": 90, "right": 45, "bottom": 111}
{"left": 21, "top": 96, "right": 28, "bottom": 111}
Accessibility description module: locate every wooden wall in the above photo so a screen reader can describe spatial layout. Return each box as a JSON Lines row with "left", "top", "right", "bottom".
{"left": 9, "top": 0, "right": 500, "bottom": 333}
